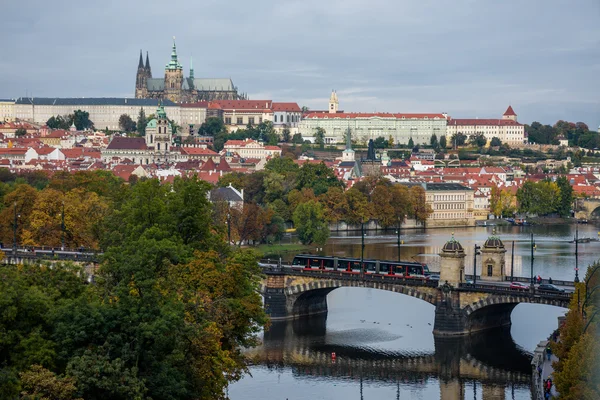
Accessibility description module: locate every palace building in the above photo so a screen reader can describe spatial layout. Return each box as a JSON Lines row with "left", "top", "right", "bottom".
{"left": 134, "top": 39, "right": 244, "bottom": 103}
{"left": 298, "top": 91, "right": 447, "bottom": 145}
{"left": 445, "top": 106, "right": 525, "bottom": 146}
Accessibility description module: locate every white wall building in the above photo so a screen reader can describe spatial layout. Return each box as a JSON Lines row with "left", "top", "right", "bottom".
{"left": 298, "top": 91, "right": 447, "bottom": 145}
{"left": 446, "top": 106, "right": 525, "bottom": 146}
{"left": 14, "top": 98, "right": 181, "bottom": 131}
{"left": 0, "top": 99, "right": 15, "bottom": 122}
{"left": 222, "top": 139, "right": 282, "bottom": 159}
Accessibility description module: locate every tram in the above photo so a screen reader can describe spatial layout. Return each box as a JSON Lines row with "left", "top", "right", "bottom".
{"left": 291, "top": 254, "right": 430, "bottom": 278}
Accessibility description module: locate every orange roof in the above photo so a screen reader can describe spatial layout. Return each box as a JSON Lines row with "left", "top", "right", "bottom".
{"left": 181, "top": 147, "right": 218, "bottom": 156}
{"left": 212, "top": 100, "right": 272, "bottom": 110}
{"left": 272, "top": 102, "right": 301, "bottom": 112}
{"left": 447, "top": 119, "right": 522, "bottom": 126}
{"left": 503, "top": 105, "right": 517, "bottom": 116}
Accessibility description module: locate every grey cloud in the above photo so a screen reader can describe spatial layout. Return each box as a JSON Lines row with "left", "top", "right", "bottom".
{"left": 1, "top": 0, "right": 599, "bottom": 128}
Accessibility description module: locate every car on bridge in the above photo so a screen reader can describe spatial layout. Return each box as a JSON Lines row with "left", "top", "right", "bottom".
{"left": 537, "top": 284, "right": 565, "bottom": 293}
{"left": 509, "top": 282, "right": 529, "bottom": 290}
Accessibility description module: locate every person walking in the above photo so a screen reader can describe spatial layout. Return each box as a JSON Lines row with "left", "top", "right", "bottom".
{"left": 546, "top": 346, "right": 552, "bottom": 361}
{"left": 548, "top": 277, "right": 553, "bottom": 284}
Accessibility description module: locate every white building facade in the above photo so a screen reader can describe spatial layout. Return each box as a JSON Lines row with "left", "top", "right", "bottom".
{"left": 446, "top": 106, "right": 525, "bottom": 146}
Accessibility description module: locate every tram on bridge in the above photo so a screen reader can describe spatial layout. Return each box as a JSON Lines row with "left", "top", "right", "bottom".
{"left": 291, "top": 254, "right": 431, "bottom": 279}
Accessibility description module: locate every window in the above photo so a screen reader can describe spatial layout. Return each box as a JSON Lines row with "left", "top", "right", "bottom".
{"left": 225, "top": 117, "right": 231, "bottom": 124}
{"left": 487, "top": 264, "right": 493, "bottom": 276}
{"left": 274, "top": 115, "right": 278, "bottom": 122}
{"left": 237, "top": 117, "right": 243, "bottom": 125}
{"left": 259, "top": 117, "right": 262, "bottom": 123}
{"left": 248, "top": 117, "right": 255, "bottom": 125}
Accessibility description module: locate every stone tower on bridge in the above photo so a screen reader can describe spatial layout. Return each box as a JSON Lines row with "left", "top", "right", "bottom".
{"left": 439, "top": 234, "right": 466, "bottom": 288}
{"left": 480, "top": 229, "right": 507, "bottom": 282}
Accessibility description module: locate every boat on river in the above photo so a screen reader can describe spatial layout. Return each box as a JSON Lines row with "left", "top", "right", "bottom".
{"left": 569, "top": 237, "right": 599, "bottom": 244}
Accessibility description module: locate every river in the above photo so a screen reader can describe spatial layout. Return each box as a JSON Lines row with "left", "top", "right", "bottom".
{"left": 229, "top": 224, "right": 597, "bottom": 400}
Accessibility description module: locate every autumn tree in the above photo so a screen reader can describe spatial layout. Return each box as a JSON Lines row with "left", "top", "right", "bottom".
{"left": 118, "top": 114, "right": 136, "bottom": 132}
{"left": 319, "top": 186, "right": 348, "bottom": 228}
{"left": 344, "top": 188, "right": 372, "bottom": 226}
{"left": 292, "top": 200, "right": 329, "bottom": 245}
{"left": 409, "top": 185, "right": 433, "bottom": 225}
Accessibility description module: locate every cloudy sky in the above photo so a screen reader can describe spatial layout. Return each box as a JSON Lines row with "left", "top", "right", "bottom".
{"left": 2, "top": 0, "right": 599, "bottom": 128}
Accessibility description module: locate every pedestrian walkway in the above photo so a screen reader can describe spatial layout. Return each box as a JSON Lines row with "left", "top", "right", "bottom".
{"left": 540, "top": 352, "right": 559, "bottom": 398}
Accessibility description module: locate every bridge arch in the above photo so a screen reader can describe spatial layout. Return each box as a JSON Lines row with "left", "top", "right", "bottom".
{"left": 463, "top": 293, "right": 569, "bottom": 316}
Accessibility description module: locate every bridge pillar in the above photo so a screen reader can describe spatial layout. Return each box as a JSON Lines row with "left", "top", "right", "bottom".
{"left": 439, "top": 379, "right": 463, "bottom": 400}
{"left": 482, "top": 384, "right": 505, "bottom": 400}
{"left": 263, "top": 273, "right": 289, "bottom": 319}
{"left": 263, "top": 273, "right": 333, "bottom": 320}
{"left": 480, "top": 232, "right": 506, "bottom": 282}
{"left": 439, "top": 236, "right": 466, "bottom": 288}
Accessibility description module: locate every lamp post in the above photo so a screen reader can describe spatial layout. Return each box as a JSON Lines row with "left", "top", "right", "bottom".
{"left": 530, "top": 233, "right": 535, "bottom": 286}
{"left": 61, "top": 201, "right": 65, "bottom": 251}
{"left": 227, "top": 211, "right": 231, "bottom": 245}
{"left": 360, "top": 221, "right": 365, "bottom": 278}
{"left": 575, "top": 225, "right": 580, "bottom": 283}
{"left": 12, "top": 201, "right": 19, "bottom": 256}
{"left": 510, "top": 240, "right": 515, "bottom": 282}
{"left": 396, "top": 224, "right": 401, "bottom": 262}
{"left": 473, "top": 244, "right": 481, "bottom": 285}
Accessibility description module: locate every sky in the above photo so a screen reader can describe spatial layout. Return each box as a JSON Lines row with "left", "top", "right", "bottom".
{"left": 1, "top": 0, "right": 599, "bottom": 128}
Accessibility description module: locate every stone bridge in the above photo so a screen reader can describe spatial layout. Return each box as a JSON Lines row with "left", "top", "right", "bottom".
{"left": 259, "top": 269, "right": 571, "bottom": 336}
{"left": 575, "top": 198, "right": 600, "bottom": 219}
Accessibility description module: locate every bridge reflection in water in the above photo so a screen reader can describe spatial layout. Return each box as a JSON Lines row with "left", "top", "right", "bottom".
{"left": 245, "top": 317, "right": 531, "bottom": 400}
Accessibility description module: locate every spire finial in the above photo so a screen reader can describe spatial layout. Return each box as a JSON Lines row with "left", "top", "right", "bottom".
{"left": 492, "top": 227, "right": 497, "bottom": 236}
{"left": 138, "top": 49, "right": 144, "bottom": 69}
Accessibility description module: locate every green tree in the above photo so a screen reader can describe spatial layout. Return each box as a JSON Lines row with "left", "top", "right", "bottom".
{"left": 15, "top": 127, "right": 27, "bottom": 137}
{"left": 430, "top": 134, "right": 438, "bottom": 149}
{"left": 70, "top": 110, "right": 93, "bottom": 130}
{"left": 408, "top": 137, "right": 414, "bottom": 148}
{"left": 136, "top": 108, "right": 147, "bottom": 136}
{"left": 292, "top": 200, "right": 329, "bottom": 245}
{"left": 281, "top": 125, "right": 291, "bottom": 142}
{"left": 296, "top": 162, "right": 344, "bottom": 196}
{"left": 556, "top": 175, "right": 574, "bottom": 217}
{"left": 315, "top": 127, "right": 325, "bottom": 149}
{"left": 439, "top": 135, "right": 447, "bottom": 149}
{"left": 292, "top": 133, "right": 303, "bottom": 144}
{"left": 469, "top": 132, "right": 487, "bottom": 148}
{"left": 490, "top": 137, "right": 502, "bottom": 147}
{"left": 450, "top": 132, "right": 467, "bottom": 148}
{"left": 198, "top": 117, "right": 226, "bottom": 137}
{"left": 46, "top": 116, "right": 70, "bottom": 130}
{"left": 20, "top": 365, "right": 83, "bottom": 400}
{"left": 118, "top": 114, "right": 136, "bottom": 132}
{"left": 344, "top": 188, "right": 372, "bottom": 226}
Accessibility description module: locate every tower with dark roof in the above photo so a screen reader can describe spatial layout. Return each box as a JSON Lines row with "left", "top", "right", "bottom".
{"left": 164, "top": 38, "right": 184, "bottom": 103}
{"left": 439, "top": 233, "right": 466, "bottom": 288}
{"left": 135, "top": 50, "right": 149, "bottom": 98}
{"left": 480, "top": 228, "right": 506, "bottom": 282}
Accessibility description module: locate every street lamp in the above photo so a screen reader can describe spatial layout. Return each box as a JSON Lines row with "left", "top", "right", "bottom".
{"left": 574, "top": 226, "right": 580, "bottom": 283}
{"left": 12, "top": 201, "right": 20, "bottom": 256}
{"left": 61, "top": 200, "right": 65, "bottom": 251}
{"left": 530, "top": 233, "right": 536, "bottom": 285}
{"left": 396, "top": 226, "right": 401, "bottom": 262}
{"left": 473, "top": 244, "right": 481, "bottom": 285}
{"left": 360, "top": 220, "right": 365, "bottom": 278}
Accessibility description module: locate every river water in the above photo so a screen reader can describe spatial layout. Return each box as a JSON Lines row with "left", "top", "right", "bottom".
{"left": 230, "top": 224, "right": 598, "bottom": 400}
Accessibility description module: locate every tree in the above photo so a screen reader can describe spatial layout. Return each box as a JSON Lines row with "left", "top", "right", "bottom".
{"left": 318, "top": 186, "right": 348, "bottom": 227}
{"left": 430, "top": 134, "right": 438, "bottom": 149}
{"left": 490, "top": 137, "right": 502, "bottom": 147}
{"left": 556, "top": 176, "right": 574, "bottom": 218}
{"left": 469, "top": 132, "right": 487, "bottom": 148}
{"left": 296, "top": 162, "right": 344, "bottom": 196}
{"left": 281, "top": 125, "right": 291, "bottom": 142}
{"left": 71, "top": 110, "right": 93, "bottom": 130}
{"left": 344, "top": 188, "right": 372, "bottom": 226}
{"left": 136, "top": 108, "right": 147, "bottom": 136}
{"left": 439, "top": 135, "right": 447, "bottom": 149}
{"left": 409, "top": 185, "right": 432, "bottom": 224}
{"left": 516, "top": 180, "right": 560, "bottom": 215}
{"left": 314, "top": 127, "right": 325, "bottom": 149}
{"left": 15, "top": 127, "right": 27, "bottom": 137}
{"left": 292, "top": 133, "right": 303, "bottom": 144}
{"left": 292, "top": 200, "right": 329, "bottom": 245}
{"left": 20, "top": 365, "right": 83, "bottom": 400}
{"left": 450, "top": 132, "right": 467, "bottom": 148}
{"left": 199, "top": 117, "right": 226, "bottom": 137}
{"left": 408, "top": 138, "right": 414, "bottom": 148}
{"left": 46, "top": 116, "right": 70, "bottom": 130}
{"left": 118, "top": 114, "right": 136, "bottom": 132}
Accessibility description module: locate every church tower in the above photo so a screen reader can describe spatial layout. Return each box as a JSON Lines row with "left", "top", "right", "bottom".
{"left": 502, "top": 105, "right": 517, "bottom": 121}
{"left": 164, "top": 38, "right": 184, "bottom": 103}
{"left": 135, "top": 50, "right": 149, "bottom": 98}
{"left": 329, "top": 90, "right": 338, "bottom": 114}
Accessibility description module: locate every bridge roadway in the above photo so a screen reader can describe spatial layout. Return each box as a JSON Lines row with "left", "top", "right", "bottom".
{"left": 258, "top": 265, "right": 572, "bottom": 336}
{"left": 247, "top": 319, "right": 532, "bottom": 400}
{"left": 1, "top": 246, "right": 100, "bottom": 264}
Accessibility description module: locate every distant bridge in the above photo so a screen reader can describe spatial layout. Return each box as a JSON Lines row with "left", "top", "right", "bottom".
{"left": 575, "top": 198, "right": 600, "bottom": 219}
{"left": 259, "top": 268, "right": 571, "bottom": 336}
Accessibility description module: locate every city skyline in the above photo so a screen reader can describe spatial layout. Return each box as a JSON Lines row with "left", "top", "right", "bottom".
{"left": 1, "top": 0, "right": 598, "bottom": 128}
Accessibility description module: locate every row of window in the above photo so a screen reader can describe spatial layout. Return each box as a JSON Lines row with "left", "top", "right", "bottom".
{"left": 434, "top": 203, "right": 465, "bottom": 210}
{"left": 224, "top": 117, "right": 264, "bottom": 125}
{"left": 274, "top": 114, "right": 300, "bottom": 123}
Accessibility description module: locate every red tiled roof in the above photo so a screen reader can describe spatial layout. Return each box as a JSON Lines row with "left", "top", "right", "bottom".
{"left": 272, "top": 102, "right": 301, "bottom": 112}
{"left": 106, "top": 137, "right": 147, "bottom": 150}
{"left": 181, "top": 147, "right": 218, "bottom": 156}
{"left": 35, "top": 147, "right": 57, "bottom": 156}
{"left": 180, "top": 101, "right": 210, "bottom": 108}
{"left": 304, "top": 112, "right": 446, "bottom": 119}
{"left": 46, "top": 130, "right": 68, "bottom": 138}
{"left": 447, "top": 119, "right": 523, "bottom": 126}
{"left": 212, "top": 100, "right": 272, "bottom": 110}
{"left": 503, "top": 105, "right": 517, "bottom": 116}
{"left": 200, "top": 158, "right": 217, "bottom": 171}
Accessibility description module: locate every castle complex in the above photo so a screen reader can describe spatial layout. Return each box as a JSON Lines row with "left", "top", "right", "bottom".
{"left": 134, "top": 39, "right": 243, "bottom": 103}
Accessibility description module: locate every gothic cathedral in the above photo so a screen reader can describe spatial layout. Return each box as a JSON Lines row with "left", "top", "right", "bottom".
{"left": 134, "top": 38, "right": 245, "bottom": 103}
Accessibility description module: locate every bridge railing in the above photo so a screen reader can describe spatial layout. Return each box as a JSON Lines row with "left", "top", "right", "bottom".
{"left": 1, "top": 247, "right": 101, "bottom": 263}
{"left": 458, "top": 283, "right": 572, "bottom": 301}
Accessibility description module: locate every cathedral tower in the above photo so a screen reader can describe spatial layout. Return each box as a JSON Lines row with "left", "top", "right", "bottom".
{"left": 135, "top": 50, "right": 149, "bottom": 98}
{"left": 164, "top": 38, "right": 184, "bottom": 103}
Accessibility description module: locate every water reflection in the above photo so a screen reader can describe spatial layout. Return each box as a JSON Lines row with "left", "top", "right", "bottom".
{"left": 247, "top": 317, "right": 532, "bottom": 387}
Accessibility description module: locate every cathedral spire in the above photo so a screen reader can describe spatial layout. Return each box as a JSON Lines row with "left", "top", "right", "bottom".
{"left": 190, "top": 57, "right": 194, "bottom": 79}
{"left": 145, "top": 51, "right": 151, "bottom": 75}
{"left": 166, "top": 36, "right": 182, "bottom": 70}
{"left": 138, "top": 50, "right": 144, "bottom": 69}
